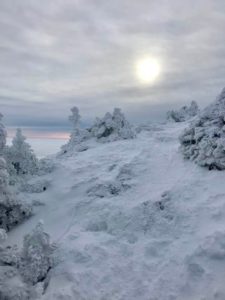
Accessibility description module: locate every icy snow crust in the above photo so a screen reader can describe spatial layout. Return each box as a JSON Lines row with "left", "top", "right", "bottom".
{"left": 5, "top": 122, "right": 225, "bottom": 300}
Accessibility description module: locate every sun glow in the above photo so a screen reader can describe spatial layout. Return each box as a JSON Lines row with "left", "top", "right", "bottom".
{"left": 136, "top": 57, "right": 161, "bottom": 84}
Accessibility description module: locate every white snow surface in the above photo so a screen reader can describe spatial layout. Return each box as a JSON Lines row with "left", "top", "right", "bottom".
{"left": 5, "top": 122, "right": 225, "bottom": 300}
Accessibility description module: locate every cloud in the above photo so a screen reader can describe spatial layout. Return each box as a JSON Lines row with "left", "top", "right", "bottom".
{"left": 1, "top": 0, "right": 225, "bottom": 130}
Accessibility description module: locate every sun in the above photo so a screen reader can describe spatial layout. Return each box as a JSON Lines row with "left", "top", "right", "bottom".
{"left": 136, "top": 57, "right": 161, "bottom": 84}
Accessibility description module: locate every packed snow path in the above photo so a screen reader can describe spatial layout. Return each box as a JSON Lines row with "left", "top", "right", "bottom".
{"left": 6, "top": 123, "right": 225, "bottom": 300}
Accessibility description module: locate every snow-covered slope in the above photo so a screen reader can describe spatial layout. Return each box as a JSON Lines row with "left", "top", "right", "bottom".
{"left": 5, "top": 122, "right": 225, "bottom": 300}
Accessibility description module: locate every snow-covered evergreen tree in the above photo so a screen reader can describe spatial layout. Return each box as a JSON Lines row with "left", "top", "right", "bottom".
{"left": 5, "top": 128, "right": 39, "bottom": 176}
{"left": 167, "top": 101, "right": 199, "bottom": 122}
{"left": 0, "top": 118, "right": 32, "bottom": 231}
{"left": 0, "top": 156, "right": 32, "bottom": 231}
{"left": 61, "top": 106, "right": 90, "bottom": 153}
{"left": 91, "top": 108, "right": 136, "bottom": 142}
{"left": 180, "top": 87, "right": 225, "bottom": 170}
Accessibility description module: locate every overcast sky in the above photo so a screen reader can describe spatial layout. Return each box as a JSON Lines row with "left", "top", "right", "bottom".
{"left": 1, "top": 0, "right": 225, "bottom": 131}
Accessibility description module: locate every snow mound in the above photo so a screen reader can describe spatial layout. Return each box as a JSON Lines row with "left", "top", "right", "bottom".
{"left": 87, "top": 180, "right": 130, "bottom": 198}
{"left": 167, "top": 101, "right": 199, "bottom": 122}
{"left": 180, "top": 87, "right": 225, "bottom": 169}
{"left": 0, "top": 265, "right": 29, "bottom": 300}
{"left": 184, "top": 231, "right": 225, "bottom": 299}
{"left": 85, "top": 191, "right": 180, "bottom": 240}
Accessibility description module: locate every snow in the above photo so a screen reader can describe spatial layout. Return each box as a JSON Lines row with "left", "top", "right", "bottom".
{"left": 4, "top": 122, "right": 225, "bottom": 299}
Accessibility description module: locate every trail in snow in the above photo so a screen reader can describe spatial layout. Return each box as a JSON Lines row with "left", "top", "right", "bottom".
{"left": 6, "top": 123, "right": 225, "bottom": 300}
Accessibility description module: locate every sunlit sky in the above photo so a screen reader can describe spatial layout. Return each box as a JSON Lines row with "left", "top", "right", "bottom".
{"left": 1, "top": 0, "right": 225, "bottom": 136}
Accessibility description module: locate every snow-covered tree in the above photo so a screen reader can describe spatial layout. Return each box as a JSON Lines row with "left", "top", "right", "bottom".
{"left": 180, "top": 87, "right": 225, "bottom": 170}
{"left": 167, "top": 101, "right": 199, "bottom": 122}
{"left": 0, "top": 115, "right": 53, "bottom": 297}
{"left": 19, "top": 221, "right": 55, "bottom": 285}
{"left": 69, "top": 106, "right": 81, "bottom": 128}
{"left": 5, "top": 128, "right": 39, "bottom": 176}
{"left": 91, "top": 108, "right": 136, "bottom": 142}
{"left": 0, "top": 113, "right": 6, "bottom": 155}
{"left": 0, "top": 120, "right": 32, "bottom": 230}
{"left": 0, "top": 157, "right": 32, "bottom": 231}
{"left": 0, "top": 228, "right": 7, "bottom": 242}
{"left": 61, "top": 106, "right": 90, "bottom": 153}
{"left": 61, "top": 107, "right": 136, "bottom": 153}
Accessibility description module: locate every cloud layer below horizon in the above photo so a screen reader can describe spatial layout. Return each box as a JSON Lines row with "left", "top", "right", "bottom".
{"left": 1, "top": 0, "right": 225, "bottom": 130}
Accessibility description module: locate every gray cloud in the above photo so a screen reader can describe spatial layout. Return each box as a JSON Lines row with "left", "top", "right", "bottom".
{"left": 1, "top": 0, "right": 225, "bottom": 130}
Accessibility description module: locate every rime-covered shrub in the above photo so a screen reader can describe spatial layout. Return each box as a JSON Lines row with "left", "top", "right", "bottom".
{"left": 0, "top": 223, "right": 55, "bottom": 299}
{"left": 61, "top": 107, "right": 90, "bottom": 154}
{"left": 19, "top": 222, "right": 55, "bottom": 285}
{"left": 91, "top": 108, "right": 136, "bottom": 142}
{"left": 180, "top": 87, "right": 225, "bottom": 170}
{"left": 167, "top": 101, "right": 199, "bottom": 122}
{"left": 5, "top": 128, "right": 39, "bottom": 176}
{"left": 0, "top": 194, "right": 32, "bottom": 232}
